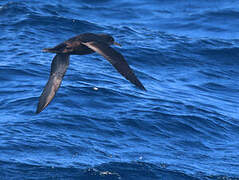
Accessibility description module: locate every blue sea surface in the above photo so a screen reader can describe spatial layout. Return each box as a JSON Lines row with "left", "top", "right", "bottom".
{"left": 0, "top": 0, "right": 239, "bottom": 179}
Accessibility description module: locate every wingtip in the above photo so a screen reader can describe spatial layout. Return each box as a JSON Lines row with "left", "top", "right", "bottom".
{"left": 135, "top": 80, "right": 147, "bottom": 91}
{"left": 142, "top": 87, "right": 147, "bottom": 91}
{"left": 36, "top": 97, "right": 48, "bottom": 114}
{"left": 35, "top": 106, "right": 42, "bottom": 114}
{"left": 139, "top": 85, "right": 147, "bottom": 91}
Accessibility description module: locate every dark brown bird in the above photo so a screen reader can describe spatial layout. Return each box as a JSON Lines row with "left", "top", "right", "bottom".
{"left": 36, "top": 33, "right": 146, "bottom": 114}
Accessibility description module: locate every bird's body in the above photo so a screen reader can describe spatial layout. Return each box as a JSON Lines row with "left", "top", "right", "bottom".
{"left": 43, "top": 33, "right": 112, "bottom": 55}
{"left": 36, "top": 33, "right": 146, "bottom": 114}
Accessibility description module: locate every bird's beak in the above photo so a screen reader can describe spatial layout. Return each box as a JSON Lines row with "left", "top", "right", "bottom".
{"left": 114, "top": 41, "right": 122, "bottom": 47}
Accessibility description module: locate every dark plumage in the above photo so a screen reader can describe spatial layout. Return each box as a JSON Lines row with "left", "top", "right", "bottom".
{"left": 36, "top": 33, "right": 146, "bottom": 114}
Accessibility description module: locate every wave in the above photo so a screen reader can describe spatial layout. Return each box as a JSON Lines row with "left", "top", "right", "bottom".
{"left": 2, "top": 160, "right": 238, "bottom": 180}
{"left": 1, "top": 0, "right": 239, "bottom": 179}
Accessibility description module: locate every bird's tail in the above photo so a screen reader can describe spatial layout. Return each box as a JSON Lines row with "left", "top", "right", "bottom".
{"left": 43, "top": 48, "right": 59, "bottom": 53}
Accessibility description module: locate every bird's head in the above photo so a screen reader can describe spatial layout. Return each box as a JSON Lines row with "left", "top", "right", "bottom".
{"left": 98, "top": 34, "right": 121, "bottom": 47}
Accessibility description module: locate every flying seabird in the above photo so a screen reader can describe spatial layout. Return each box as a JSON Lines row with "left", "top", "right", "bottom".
{"left": 36, "top": 33, "right": 146, "bottom": 114}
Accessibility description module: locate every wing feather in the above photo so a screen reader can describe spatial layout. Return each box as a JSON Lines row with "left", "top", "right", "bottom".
{"left": 83, "top": 42, "right": 146, "bottom": 90}
{"left": 36, "top": 54, "right": 70, "bottom": 114}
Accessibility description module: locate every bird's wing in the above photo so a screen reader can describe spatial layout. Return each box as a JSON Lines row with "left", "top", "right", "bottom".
{"left": 82, "top": 41, "right": 146, "bottom": 90}
{"left": 36, "top": 54, "right": 70, "bottom": 114}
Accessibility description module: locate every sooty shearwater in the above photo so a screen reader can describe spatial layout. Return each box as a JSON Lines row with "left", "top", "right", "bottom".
{"left": 36, "top": 33, "right": 146, "bottom": 114}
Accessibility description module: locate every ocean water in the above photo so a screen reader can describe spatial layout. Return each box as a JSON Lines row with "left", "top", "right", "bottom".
{"left": 0, "top": 0, "right": 239, "bottom": 179}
